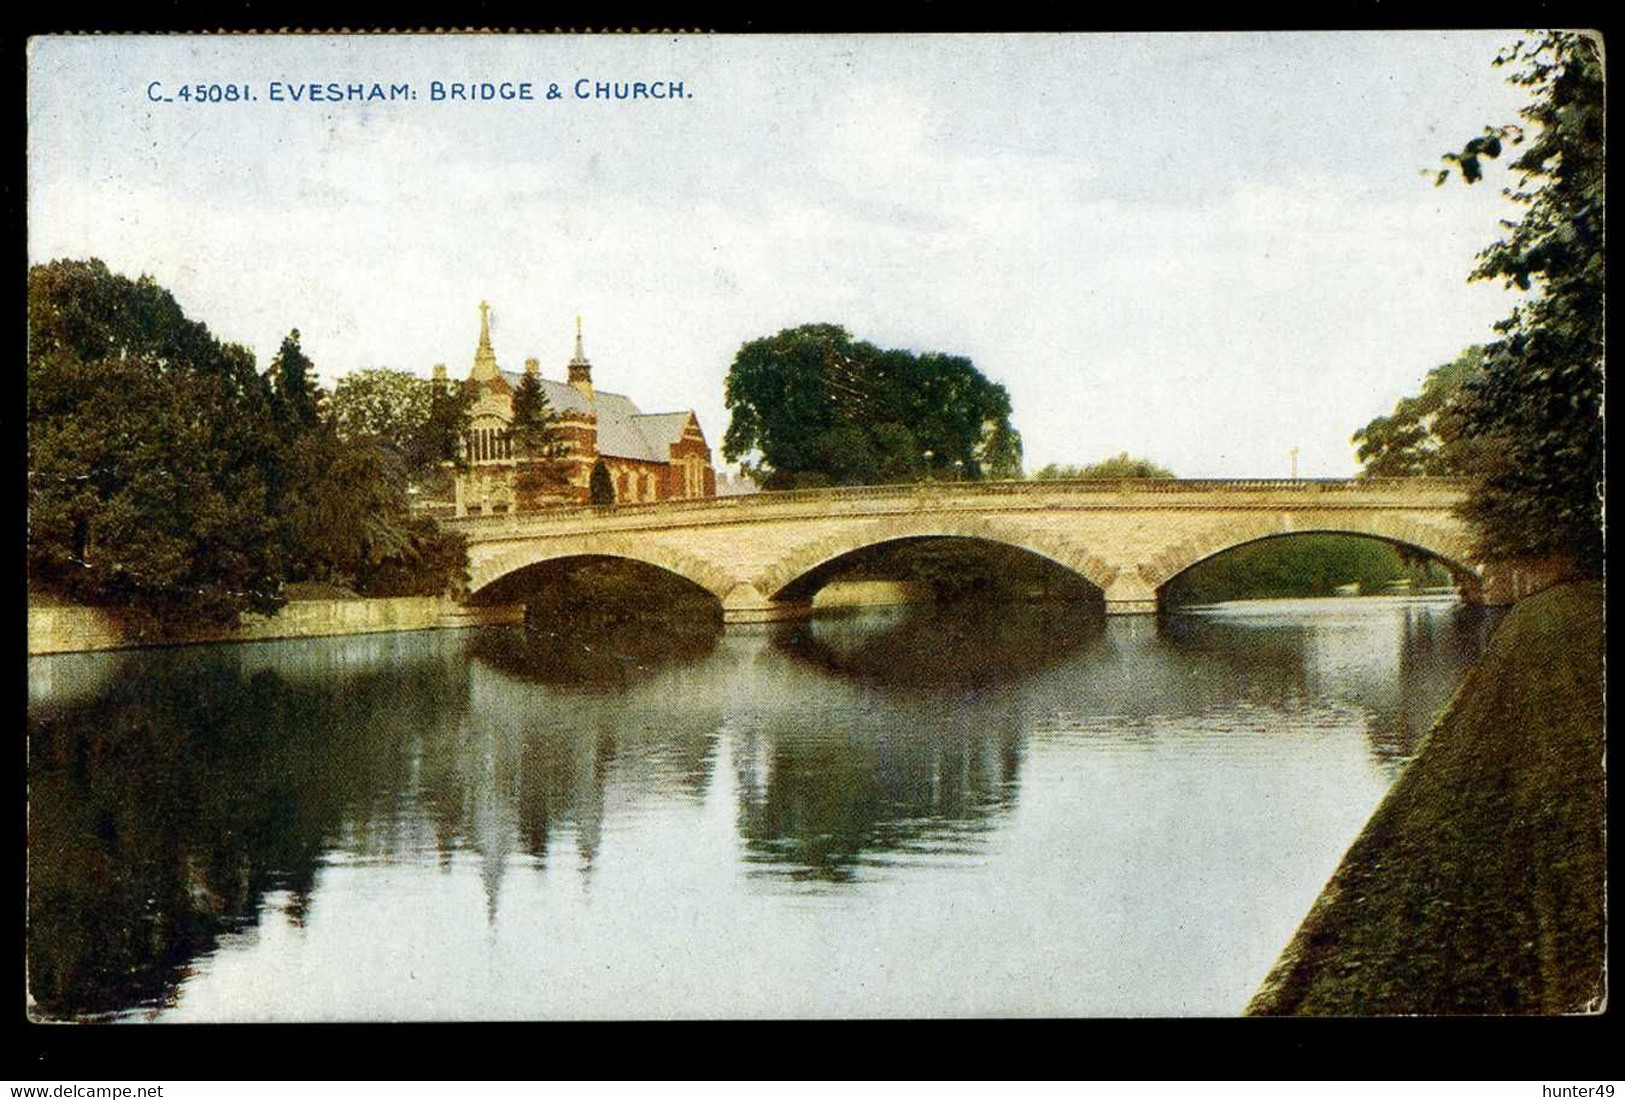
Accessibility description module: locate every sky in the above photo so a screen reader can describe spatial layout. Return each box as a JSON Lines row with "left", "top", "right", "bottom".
{"left": 28, "top": 32, "right": 1534, "bottom": 478}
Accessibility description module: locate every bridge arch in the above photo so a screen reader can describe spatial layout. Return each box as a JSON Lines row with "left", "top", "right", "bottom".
{"left": 754, "top": 514, "right": 1119, "bottom": 601}
{"left": 467, "top": 536, "right": 740, "bottom": 603}
{"left": 1139, "top": 512, "right": 1483, "bottom": 599}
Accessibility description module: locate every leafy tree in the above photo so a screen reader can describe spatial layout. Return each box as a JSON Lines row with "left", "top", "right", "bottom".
{"left": 28, "top": 258, "right": 470, "bottom": 618}
{"left": 980, "top": 417, "right": 1026, "bottom": 481}
{"left": 508, "top": 371, "right": 568, "bottom": 509}
{"left": 331, "top": 368, "right": 433, "bottom": 453}
{"left": 28, "top": 259, "right": 288, "bottom": 623}
{"left": 1434, "top": 32, "right": 1603, "bottom": 573}
{"left": 282, "top": 361, "right": 469, "bottom": 594}
{"left": 277, "top": 425, "right": 467, "bottom": 596}
{"left": 347, "top": 518, "right": 469, "bottom": 598}
{"left": 419, "top": 376, "right": 478, "bottom": 479}
{"left": 589, "top": 458, "right": 617, "bottom": 505}
{"left": 722, "top": 324, "right": 1022, "bottom": 488}
{"left": 266, "top": 329, "right": 323, "bottom": 435}
{"left": 1033, "top": 453, "right": 1175, "bottom": 480}
{"left": 1353, "top": 347, "right": 1490, "bottom": 478}
{"left": 329, "top": 367, "right": 476, "bottom": 497}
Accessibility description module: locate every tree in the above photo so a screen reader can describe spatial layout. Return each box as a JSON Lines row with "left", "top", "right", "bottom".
{"left": 266, "top": 329, "right": 323, "bottom": 435}
{"left": 980, "top": 417, "right": 1026, "bottom": 481}
{"left": 1353, "top": 346, "right": 1489, "bottom": 478}
{"left": 28, "top": 259, "right": 289, "bottom": 623}
{"left": 1433, "top": 32, "right": 1603, "bottom": 573}
{"left": 589, "top": 459, "right": 616, "bottom": 505}
{"left": 285, "top": 362, "right": 470, "bottom": 595}
{"left": 331, "top": 368, "right": 433, "bottom": 453}
{"left": 508, "top": 371, "right": 569, "bottom": 509}
{"left": 277, "top": 425, "right": 467, "bottom": 596}
{"left": 1033, "top": 453, "right": 1175, "bottom": 480}
{"left": 722, "top": 324, "right": 1022, "bottom": 488}
{"left": 28, "top": 259, "right": 470, "bottom": 619}
{"left": 329, "top": 367, "right": 475, "bottom": 495}
{"left": 418, "top": 376, "right": 478, "bottom": 482}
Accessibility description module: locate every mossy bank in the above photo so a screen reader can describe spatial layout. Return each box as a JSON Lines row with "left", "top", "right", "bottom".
{"left": 1247, "top": 582, "right": 1605, "bottom": 1015}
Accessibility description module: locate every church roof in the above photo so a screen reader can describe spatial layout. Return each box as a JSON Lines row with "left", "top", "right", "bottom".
{"left": 499, "top": 371, "right": 697, "bottom": 463}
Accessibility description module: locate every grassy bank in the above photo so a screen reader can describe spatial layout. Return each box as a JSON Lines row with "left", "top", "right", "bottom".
{"left": 1247, "top": 581, "right": 1605, "bottom": 1015}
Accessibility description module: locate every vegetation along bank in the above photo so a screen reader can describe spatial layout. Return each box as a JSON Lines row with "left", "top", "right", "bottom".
{"left": 1247, "top": 582, "right": 1604, "bottom": 1015}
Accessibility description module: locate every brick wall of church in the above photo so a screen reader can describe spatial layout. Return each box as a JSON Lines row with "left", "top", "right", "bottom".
{"left": 663, "top": 434, "right": 716, "bottom": 500}
{"left": 552, "top": 414, "right": 600, "bottom": 502}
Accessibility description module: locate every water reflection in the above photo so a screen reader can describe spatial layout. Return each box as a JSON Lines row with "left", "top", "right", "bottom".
{"left": 732, "top": 714, "right": 1024, "bottom": 884}
{"left": 27, "top": 597, "right": 1497, "bottom": 1020}
{"left": 1161, "top": 598, "right": 1498, "bottom": 772}
{"left": 774, "top": 600, "right": 1106, "bottom": 687}
{"left": 28, "top": 635, "right": 450, "bottom": 1019}
{"left": 467, "top": 618, "right": 719, "bottom": 687}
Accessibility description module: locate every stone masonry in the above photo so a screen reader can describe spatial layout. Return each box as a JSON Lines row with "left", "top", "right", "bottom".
{"left": 444, "top": 478, "right": 1514, "bottom": 623}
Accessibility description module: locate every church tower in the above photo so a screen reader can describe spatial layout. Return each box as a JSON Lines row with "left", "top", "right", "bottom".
{"left": 567, "top": 314, "right": 593, "bottom": 400}
{"left": 471, "top": 300, "right": 500, "bottom": 382}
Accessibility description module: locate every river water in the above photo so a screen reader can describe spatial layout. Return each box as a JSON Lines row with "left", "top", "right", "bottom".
{"left": 27, "top": 596, "right": 1497, "bottom": 1020}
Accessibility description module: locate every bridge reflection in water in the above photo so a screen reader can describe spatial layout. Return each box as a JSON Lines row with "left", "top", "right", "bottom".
{"left": 26, "top": 595, "right": 1498, "bottom": 1020}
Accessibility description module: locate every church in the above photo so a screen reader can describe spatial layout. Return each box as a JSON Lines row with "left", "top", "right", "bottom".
{"left": 435, "top": 302, "right": 717, "bottom": 516}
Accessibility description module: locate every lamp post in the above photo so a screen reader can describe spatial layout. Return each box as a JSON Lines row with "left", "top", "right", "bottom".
{"left": 922, "top": 449, "right": 934, "bottom": 482}
{"left": 1290, "top": 445, "right": 1300, "bottom": 481}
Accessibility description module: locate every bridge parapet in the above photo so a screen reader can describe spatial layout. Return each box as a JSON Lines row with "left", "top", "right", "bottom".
{"left": 442, "top": 478, "right": 1474, "bottom": 542}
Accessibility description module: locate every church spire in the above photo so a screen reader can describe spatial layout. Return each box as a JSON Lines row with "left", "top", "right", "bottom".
{"left": 471, "top": 299, "right": 500, "bottom": 381}
{"left": 567, "top": 313, "right": 593, "bottom": 399}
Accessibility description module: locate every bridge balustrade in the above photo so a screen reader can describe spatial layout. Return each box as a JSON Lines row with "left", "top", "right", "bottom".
{"left": 441, "top": 477, "right": 1474, "bottom": 533}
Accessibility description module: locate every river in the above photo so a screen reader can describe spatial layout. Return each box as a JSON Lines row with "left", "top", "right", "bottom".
{"left": 26, "top": 595, "right": 1498, "bottom": 1020}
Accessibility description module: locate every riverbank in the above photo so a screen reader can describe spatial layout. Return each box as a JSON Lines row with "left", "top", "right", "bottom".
{"left": 812, "top": 580, "right": 933, "bottom": 609}
{"left": 28, "top": 596, "right": 525, "bottom": 655}
{"left": 1247, "top": 581, "right": 1605, "bottom": 1015}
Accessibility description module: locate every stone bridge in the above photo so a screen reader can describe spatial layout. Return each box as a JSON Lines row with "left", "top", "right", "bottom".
{"left": 437, "top": 477, "right": 1533, "bottom": 623}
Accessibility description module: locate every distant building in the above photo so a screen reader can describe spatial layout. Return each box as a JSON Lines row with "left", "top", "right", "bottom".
{"left": 439, "top": 302, "right": 716, "bottom": 516}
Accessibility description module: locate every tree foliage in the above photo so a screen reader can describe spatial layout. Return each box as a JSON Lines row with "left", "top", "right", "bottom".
{"left": 28, "top": 259, "right": 471, "bottom": 620}
{"left": 589, "top": 458, "right": 617, "bottom": 505}
{"left": 331, "top": 368, "right": 433, "bottom": 453}
{"left": 722, "top": 324, "right": 1023, "bottom": 489}
{"left": 421, "top": 377, "right": 478, "bottom": 475}
{"left": 278, "top": 424, "right": 468, "bottom": 595}
{"left": 508, "top": 371, "right": 569, "bottom": 509}
{"left": 330, "top": 367, "right": 475, "bottom": 491}
{"left": 1162, "top": 535, "right": 1453, "bottom": 605}
{"left": 28, "top": 259, "right": 289, "bottom": 622}
{"left": 1434, "top": 32, "right": 1603, "bottom": 572}
{"left": 1032, "top": 453, "right": 1175, "bottom": 480}
{"left": 1353, "top": 346, "right": 1490, "bottom": 478}
{"left": 266, "top": 329, "right": 323, "bottom": 435}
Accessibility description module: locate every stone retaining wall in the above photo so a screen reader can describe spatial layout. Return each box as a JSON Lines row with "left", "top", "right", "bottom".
{"left": 28, "top": 597, "right": 525, "bottom": 656}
